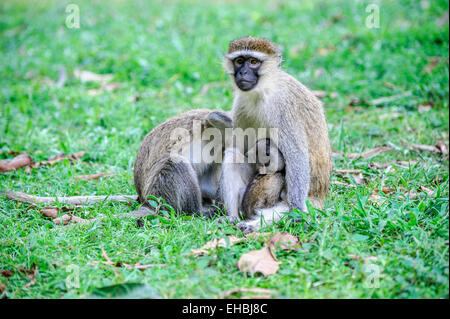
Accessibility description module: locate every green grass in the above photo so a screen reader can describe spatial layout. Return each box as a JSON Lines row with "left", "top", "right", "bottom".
{"left": 0, "top": 0, "right": 448, "bottom": 298}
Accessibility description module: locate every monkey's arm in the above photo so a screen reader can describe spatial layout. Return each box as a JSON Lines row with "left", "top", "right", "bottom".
{"left": 217, "top": 147, "right": 255, "bottom": 218}
{"left": 278, "top": 129, "right": 310, "bottom": 213}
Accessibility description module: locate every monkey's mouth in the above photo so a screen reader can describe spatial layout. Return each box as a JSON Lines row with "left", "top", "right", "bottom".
{"left": 236, "top": 79, "right": 257, "bottom": 91}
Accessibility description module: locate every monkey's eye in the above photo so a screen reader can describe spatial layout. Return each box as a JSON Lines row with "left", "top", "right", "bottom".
{"left": 234, "top": 57, "right": 244, "bottom": 66}
{"left": 249, "top": 58, "right": 261, "bottom": 68}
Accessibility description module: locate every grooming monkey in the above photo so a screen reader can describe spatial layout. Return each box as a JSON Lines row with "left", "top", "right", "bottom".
{"left": 221, "top": 36, "right": 332, "bottom": 225}
{"left": 132, "top": 109, "right": 232, "bottom": 217}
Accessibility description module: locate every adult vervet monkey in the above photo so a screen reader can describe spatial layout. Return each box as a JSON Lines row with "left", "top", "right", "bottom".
{"left": 132, "top": 109, "right": 232, "bottom": 217}
{"left": 222, "top": 36, "right": 332, "bottom": 219}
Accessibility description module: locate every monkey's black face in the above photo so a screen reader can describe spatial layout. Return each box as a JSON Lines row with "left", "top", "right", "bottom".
{"left": 233, "top": 55, "right": 261, "bottom": 91}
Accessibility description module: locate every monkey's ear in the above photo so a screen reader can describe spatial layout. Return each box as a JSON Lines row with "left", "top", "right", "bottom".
{"left": 206, "top": 111, "right": 233, "bottom": 129}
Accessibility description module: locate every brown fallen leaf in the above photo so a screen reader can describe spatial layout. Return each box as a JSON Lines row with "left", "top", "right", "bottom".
{"left": 268, "top": 232, "right": 300, "bottom": 253}
{"left": 39, "top": 206, "right": 95, "bottom": 226}
{"left": 418, "top": 186, "right": 435, "bottom": 197}
{"left": 0, "top": 282, "right": 6, "bottom": 294}
{"left": 345, "top": 172, "right": 366, "bottom": 185}
{"left": 0, "top": 153, "right": 33, "bottom": 173}
{"left": 74, "top": 69, "right": 113, "bottom": 83}
{"left": 40, "top": 207, "right": 59, "bottom": 219}
{"left": 418, "top": 103, "right": 432, "bottom": 113}
{"left": 13, "top": 263, "right": 37, "bottom": 295}
{"left": 190, "top": 235, "right": 244, "bottom": 257}
{"left": 75, "top": 171, "right": 114, "bottom": 181}
{"left": 236, "top": 232, "right": 300, "bottom": 277}
{"left": 189, "top": 232, "right": 271, "bottom": 257}
{"left": 237, "top": 246, "right": 280, "bottom": 276}
{"left": 410, "top": 143, "right": 441, "bottom": 153}
{"left": 436, "top": 141, "right": 448, "bottom": 155}
{"left": 1, "top": 270, "right": 14, "bottom": 278}
{"left": 369, "top": 186, "right": 436, "bottom": 205}
{"left": 218, "top": 287, "right": 275, "bottom": 299}
{"left": 29, "top": 151, "right": 86, "bottom": 169}
{"left": 53, "top": 213, "right": 92, "bottom": 226}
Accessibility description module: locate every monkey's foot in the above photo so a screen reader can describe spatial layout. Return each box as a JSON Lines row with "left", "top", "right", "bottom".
{"left": 236, "top": 222, "right": 257, "bottom": 234}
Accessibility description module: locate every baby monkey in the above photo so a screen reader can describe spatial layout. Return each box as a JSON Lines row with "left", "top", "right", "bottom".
{"left": 238, "top": 138, "right": 289, "bottom": 233}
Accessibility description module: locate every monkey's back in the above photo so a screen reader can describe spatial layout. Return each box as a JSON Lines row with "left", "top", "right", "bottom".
{"left": 133, "top": 109, "right": 213, "bottom": 203}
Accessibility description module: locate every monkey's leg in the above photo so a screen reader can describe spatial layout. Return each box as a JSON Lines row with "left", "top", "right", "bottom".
{"left": 236, "top": 201, "right": 289, "bottom": 234}
{"left": 218, "top": 147, "right": 255, "bottom": 219}
{"left": 142, "top": 155, "right": 205, "bottom": 215}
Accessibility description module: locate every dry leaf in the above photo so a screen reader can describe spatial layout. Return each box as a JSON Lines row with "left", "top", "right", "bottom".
{"left": 1, "top": 270, "right": 14, "bottom": 278}
{"left": 190, "top": 235, "right": 243, "bottom": 257}
{"left": 237, "top": 246, "right": 280, "bottom": 276}
{"left": 436, "top": 141, "right": 448, "bottom": 155}
{"left": 75, "top": 171, "right": 114, "bottom": 181}
{"left": 418, "top": 186, "right": 434, "bottom": 197}
{"left": 40, "top": 207, "right": 94, "bottom": 226}
{"left": 218, "top": 287, "right": 275, "bottom": 299}
{"left": 14, "top": 263, "right": 37, "bottom": 294}
{"left": 0, "top": 282, "right": 6, "bottom": 294}
{"left": 189, "top": 232, "right": 271, "bottom": 257}
{"left": 268, "top": 232, "right": 300, "bottom": 253}
{"left": 74, "top": 69, "right": 113, "bottom": 83}
{"left": 40, "top": 207, "right": 58, "bottom": 219}
{"left": 410, "top": 143, "right": 440, "bottom": 153}
{"left": 31, "top": 151, "right": 86, "bottom": 169}
{"left": 0, "top": 153, "right": 33, "bottom": 173}
{"left": 418, "top": 103, "right": 432, "bottom": 113}
{"left": 346, "top": 172, "right": 366, "bottom": 185}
